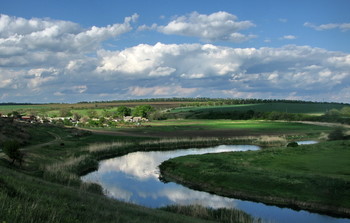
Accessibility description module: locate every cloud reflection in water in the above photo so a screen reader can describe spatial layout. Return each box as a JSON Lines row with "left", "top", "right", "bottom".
{"left": 82, "top": 145, "right": 259, "bottom": 208}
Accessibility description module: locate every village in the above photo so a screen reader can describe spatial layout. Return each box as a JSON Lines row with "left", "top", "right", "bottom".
{"left": 0, "top": 113, "right": 149, "bottom": 127}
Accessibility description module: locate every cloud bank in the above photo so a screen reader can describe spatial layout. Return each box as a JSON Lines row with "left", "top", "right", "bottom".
{"left": 0, "top": 13, "right": 350, "bottom": 103}
{"left": 304, "top": 22, "right": 350, "bottom": 32}
{"left": 140, "top": 11, "right": 256, "bottom": 42}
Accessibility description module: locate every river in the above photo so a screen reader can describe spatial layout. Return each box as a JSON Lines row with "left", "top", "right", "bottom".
{"left": 81, "top": 143, "right": 350, "bottom": 223}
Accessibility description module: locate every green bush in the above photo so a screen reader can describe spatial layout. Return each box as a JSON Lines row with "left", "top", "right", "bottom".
{"left": 2, "top": 140, "right": 23, "bottom": 165}
{"left": 328, "top": 127, "right": 345, "bottom": 140}
{"left": 287, "top": 141, "right": 299, "bottom": 147}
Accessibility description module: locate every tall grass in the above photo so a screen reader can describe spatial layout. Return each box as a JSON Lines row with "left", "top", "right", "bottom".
{"left": 139, "top": 136, "right": 287, "bottom": 150}
{"left": 0, "top": 193, "right": 61, "bottom": 223}
{"left": 41, "top": 135, "right": 288, "bottom": 191}
{"left": 160, "top": 204, "right": 266, "bottom": 223}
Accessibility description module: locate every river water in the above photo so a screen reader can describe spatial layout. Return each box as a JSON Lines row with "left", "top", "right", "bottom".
{"left": 82, "top": 144, "right": 349, "bottom": 223}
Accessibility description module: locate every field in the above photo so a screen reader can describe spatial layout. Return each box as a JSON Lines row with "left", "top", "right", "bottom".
{"left": 84, "top": 119, "right": 332, "bottom": 140}
{"left": 0, "top": 101, "right": 193, "bottom": 116}
{"left": 160, "top": 140, "right": 350, "bottom": 217}
{"left": 170, "top": 102, "right": 346, "bottom": 115}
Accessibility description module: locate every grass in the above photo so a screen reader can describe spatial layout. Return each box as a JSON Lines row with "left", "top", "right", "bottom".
{"left": 160, "top": 205, "right": 263, "bottom": 223}
{"left": 0, "top": 101, "right": 193, "bottom": 116}
{"left": 124, "top": 120, "right": 331, "bottom": 136}
{"left": 0, "top": 110, "right": 344, "bottom": 222}
{"left": 2, "top": 122, "right": 273, "bottom": 223}
{"left": 0, "top": 165, "right": 215, "bottom": 223}
{"left": 159, "top": 140, "right": 350, "bottom": 217}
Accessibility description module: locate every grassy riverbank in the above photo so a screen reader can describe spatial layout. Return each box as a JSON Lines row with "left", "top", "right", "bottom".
{"left": 2, "top": 121, "right": 274, "bottom": 223}
{"left": 160, "top": 140, "right": 350, "bottom": 217}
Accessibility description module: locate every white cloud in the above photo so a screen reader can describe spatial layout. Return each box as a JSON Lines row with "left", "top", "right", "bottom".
{"left": 304, "top": 22, "right": 350, "bottom": 31}
{"left": 142, "top": 11, "right": 256, "bottom": 42}
{"left": 128, "top": 85, "right": 198, "bottom": 97}
{"left": 92, "top": 43, "right": 350, "bottom": 101}
{"left": 279, "top": 18, "right": 288, "bottom": 23}
{"left": 0, "top": 13, "right": 137, "bottom": 60}
{"left": 281, "top": 35, "right": 297, "bottom": 40}
{"left": 1, "top": 13, "right": 350, "bottom": 103}
{"left": 149, "top": 66, "right": 176, "bottom": 76}
{"left": 96, "top": 42, "right": 254, "bottom": 78}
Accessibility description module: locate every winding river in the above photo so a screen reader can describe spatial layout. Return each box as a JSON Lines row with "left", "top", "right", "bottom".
{"left": 82, "top": 143, "right": 350, "bottom": 223}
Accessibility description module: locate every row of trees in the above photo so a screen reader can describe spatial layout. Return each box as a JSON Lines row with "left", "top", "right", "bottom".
{"left": 31, "top": 105, "right": 156, "bottom": 120}
{"left": 77, "top": 97, "right": 349, "bottom": 105}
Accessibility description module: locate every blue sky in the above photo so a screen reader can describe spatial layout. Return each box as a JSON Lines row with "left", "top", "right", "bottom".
{"left": 1, "top": 0, "right": 350, "bottom": 103}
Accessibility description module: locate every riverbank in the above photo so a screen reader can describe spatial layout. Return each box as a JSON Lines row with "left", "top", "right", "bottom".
{"left": 2, "top": 123, "right": 280, "bottom": 223}
{"left": 159, "top": 140, "right": 350, "bottom": 218}
{"left": 0, "top": 120, "right": 339, "bottom": 223}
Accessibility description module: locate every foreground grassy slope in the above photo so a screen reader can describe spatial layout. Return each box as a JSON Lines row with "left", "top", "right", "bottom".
{"left": 0, "top": 165, "right": 215, "bottom": 223}
{"left": 160, "top": 140, "right": 350, "bottom": 217}
{"left": 1, "top": 122, "right": 267, "bottom": 223}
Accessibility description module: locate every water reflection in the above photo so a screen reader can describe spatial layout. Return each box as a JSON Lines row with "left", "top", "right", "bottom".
{"left": 82, "top": 144, "right": 350, "bottom": 223}
{"left": 296, "top": 140, "right": 318, "bottom": 145}
{"left": 83, "top": 145, "right": 258, "bottom": 208}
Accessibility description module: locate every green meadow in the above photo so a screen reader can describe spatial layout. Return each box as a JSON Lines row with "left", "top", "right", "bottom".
{"left": 170, "top": 102, "right": 346, "bottom": 115}
{"left": 160, "top": 140, "right": 350, "bottom": 217}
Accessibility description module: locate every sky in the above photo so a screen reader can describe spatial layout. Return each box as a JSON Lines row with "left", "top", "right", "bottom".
{"left": 1, "top": 0, "right": 350, "bottom": 103}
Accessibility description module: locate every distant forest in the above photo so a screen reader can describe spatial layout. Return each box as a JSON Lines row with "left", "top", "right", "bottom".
{"left": 1, "top": 98, "right": 349, "bottom": 106}
{"left": 77, "top": 98, "right": 349, "bottom": 105}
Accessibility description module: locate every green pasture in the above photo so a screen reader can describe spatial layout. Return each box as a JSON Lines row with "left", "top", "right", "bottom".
{"left": 160, "top": 140, "right": 350, "bottom": 216}
{"left": 0, "top": 105, "right": 51, "bottom": 113}
{"left": 146, "top": 119, "right": 330, "bottom": 133}
{"left": 170, "top": 102, "right": 346, "bottom": 115}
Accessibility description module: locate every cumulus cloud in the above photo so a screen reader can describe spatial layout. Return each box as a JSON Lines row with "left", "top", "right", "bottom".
{"left": 2, "top": 40, "right": 350, "bottom": 102}
{"left": 1, "top": 13, "right": 350, "bottom": 103}
{"left": 281, "top": 35, "right": 297, "bottom": 40}
{"left": 128, "top": 85, "right": 198, "bottom": 97}
{"left": 304, "top": 22, "right": 350, "bottom": 31}
{"left": 141, "top": 11, "right": 256, "bottom": 42}
{"left": 0, "top": 13, "right": 137, "bottom": 60}
{"left": 94, "top": 43, "right": 350, "bottom": 101}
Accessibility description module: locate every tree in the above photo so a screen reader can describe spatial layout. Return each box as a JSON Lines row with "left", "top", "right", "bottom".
{"left": 340, "top": 106, "right": 350, "bottom": 116}
{"left": 2, "top": 140, "right": 23, "bottom": 165}
{"left": 132, "top": 105, "right": 155, "bottom": 118}
{"left": 102, "top": 109, "right": 113, "bottom": 118}
{"left": 73, "top": 112, "right": 82, "bottom": 121}
{"left": 115, "top": 106, "right": 131, "bottom": 118}
{"left": 11, "top": 111, "right": 21, "bottom": 119}
{"left": 87, "top": 110, "right": 98, "bottom": 119}
{"left": 59, "top": 109, "right": 72, "bottom": 117}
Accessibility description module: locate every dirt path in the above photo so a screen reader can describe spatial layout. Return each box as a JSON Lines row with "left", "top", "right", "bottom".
{"left": 295, "top": 121, "right": 350, "bottom": 128}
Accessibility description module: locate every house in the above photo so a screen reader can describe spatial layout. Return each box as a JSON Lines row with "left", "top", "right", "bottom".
{"left": 132, "top": 117, "right": 143, "bottom": 122}
{"left": 123, "top": 116, "right": 149, "bottom": 123}
{"left": 123, "top": 116, "right": 134, "bottom": 122}
{"left": 21, "top": 115, "right": 36, "bottom": 122}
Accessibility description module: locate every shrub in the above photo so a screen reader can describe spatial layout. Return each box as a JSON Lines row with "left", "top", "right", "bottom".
{"left": 2, "top": 140, "right": 23, "bottom": 165}
{"left": 287, "top": 141, "right": 299, "bottom": 147}
{"left": 328, "top": 127, "right": 345, "bottom": 140}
